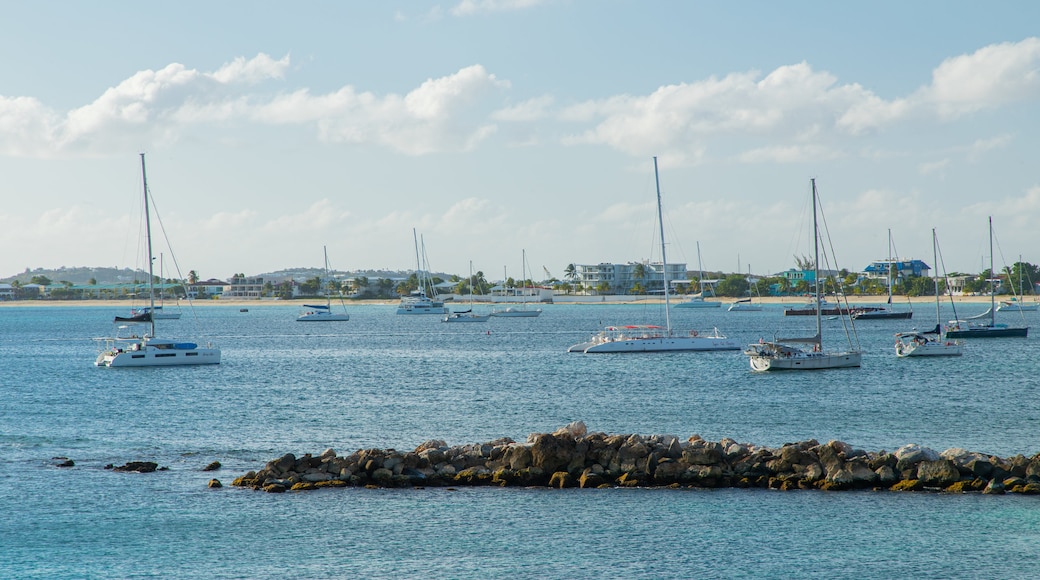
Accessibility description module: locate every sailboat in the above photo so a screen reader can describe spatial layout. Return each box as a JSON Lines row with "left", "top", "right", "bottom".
{"left": 490, "top": 250, "right": 543, "bottom": 317}
{"left": 397, "top": 230, "right": 448, "bottom": 315}
{"left": 996, "top": 255, "right": 1039, "bottom": 312}
{"left": 674, "top": 241, "right": 720, "bottom": 308}
{"left": 945, "top": 217, "right": 1028, "bottom": 338}
{"left": 727, "top": 265, "right": 762, "bottom": 311}
{"left": 124, "top": 253, "right": 182, "bottom": 320}
{"left": 852, "top": 229, "right": 912, "bottom": 320}
{"left": 567, "top": 157, "right": 740, "bottom": 353}
{"left": 444, "top": 261, "right": 490, "bottom": 322}
{"left": 297, "top": 245, "right": 350, "bottom": 322}
{"left": 95, "top": 154, "right": 221, "bottom": 367}
{"left": 744, "top": 179, "right": 862, "bottom": 371}
{"left": 895, "top": 228, "right": 963, "bottom": 357}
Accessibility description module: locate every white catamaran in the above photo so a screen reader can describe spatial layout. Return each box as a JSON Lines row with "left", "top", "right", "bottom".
{"left": 95, "top": 154, "right": 221, "bottom": 367}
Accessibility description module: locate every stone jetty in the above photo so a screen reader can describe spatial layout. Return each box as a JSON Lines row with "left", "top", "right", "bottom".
{"left": 231, "top": 422, "right": 1040, "bottom": 494}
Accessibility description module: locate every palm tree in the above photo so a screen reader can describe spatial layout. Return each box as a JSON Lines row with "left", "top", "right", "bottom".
{"left": 631, "top": 263, "right": 647, "bottom": 295}
{"left": 188, "top": 270, "right": 199, "bottom": 285}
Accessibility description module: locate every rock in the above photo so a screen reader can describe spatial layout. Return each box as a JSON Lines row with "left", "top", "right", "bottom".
{"left": 553, "top": 421, "right": 587, "bottom": 439}
{"left": 53, "top": 457, "right": 75, "bottom": 468}
{"left": 983, "top": 479, "right": 1005, "bottom": 494}
{"left": 578, "top": 468, "right": 607, "bottom": 489}
{"left": 208, "top": 479, "right": 222, "bottom": 488}
{"left": 916, "top": 460, "right": 961, "bottom": 487}
{"left": 529, "top": 434, "right": 577, "bottom": 474}
{"left": 894, "top": 444, "right": 940, "bottom": 469}
{"left": 415, "top": 440, "right": 447, "bottom": 453}
{"left": 112, "top": 461, "right": 159, "bottom": 473}
{"left": 549, "top": 471, "right": 575, "bottom": 488}
{"left": 202, "top": 461, "right": 221, "bottom": 472}
{"left": 890, "top": 479, "right": 924, "bottom": 492}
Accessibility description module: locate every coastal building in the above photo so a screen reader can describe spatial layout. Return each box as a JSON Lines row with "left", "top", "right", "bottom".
{"left": 221, "top": 276, "right": 263, "bottom": 300}
{"left": 573, "top": 261, "right": 688, "bottom": 295}
{"left": 861, "top": 259, "right": 931, "bottom": 284}
{"left": 0, "top": 283, "right": 13, "bottom": 300}
{"left": 186, "top": 279, "right": 228, "bottom": 300}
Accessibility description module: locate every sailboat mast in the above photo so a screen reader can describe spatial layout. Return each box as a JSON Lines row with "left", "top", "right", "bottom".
{"left": 886, "top": 228, "right": 893, "bottom": 304}
{"left": 323, "top": 244, "right": 330, "bottom": 307}
{"left": 140, "top": 153, "right": 156, "bottom": 338}
{"left": 989, "top": 216, "right": 995, "bottom": 326}
{"left": 932, "top": 228, "right": 942, "bottom": 328}
{"left": 812, "top": 178, "right": 821, "bottom": 342}
{"left": 653, "top": 156, "right": 672, "bottom": 334}
{"left": 696, "top": 241, "right": 704, "bottom": 295}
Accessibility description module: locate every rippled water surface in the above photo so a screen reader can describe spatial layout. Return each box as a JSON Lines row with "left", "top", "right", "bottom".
{"left": 2, "top": 302, "right": 1038, "bottom": 578}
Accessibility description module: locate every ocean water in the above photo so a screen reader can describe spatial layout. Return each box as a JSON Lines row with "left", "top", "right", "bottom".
{"left": 2, "top": 302, "right": 1039, "bottom": 578}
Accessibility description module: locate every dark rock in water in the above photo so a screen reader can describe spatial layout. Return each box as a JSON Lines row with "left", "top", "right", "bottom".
{"left": 111, "top": 461, "right": 159, "bottom": 473}
{"left": 53, "top": 457, "right": 75, "bottom": 468}
{"left": 203, "top": 461, "right": 222, "bottom": 472}
{"left": 208, "top": 479, "right": 222, "bottom": 488}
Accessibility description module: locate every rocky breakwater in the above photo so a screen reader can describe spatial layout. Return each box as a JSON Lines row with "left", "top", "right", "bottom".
{"left": 231, "top": 422, "right": 1040, "bottom": 495}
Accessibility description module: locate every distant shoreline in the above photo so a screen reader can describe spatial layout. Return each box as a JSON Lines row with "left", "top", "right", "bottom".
{"left": 0, "top": 295, "right": 1008, "bottom": 308}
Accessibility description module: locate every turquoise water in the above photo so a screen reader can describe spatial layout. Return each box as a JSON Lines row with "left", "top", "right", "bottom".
{"left": 2, "top": 303, "right": 1039, "bottom": 578}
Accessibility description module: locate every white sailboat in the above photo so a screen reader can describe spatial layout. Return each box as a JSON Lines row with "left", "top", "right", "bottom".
{"left": 997, "top": 255, "right": 1039, "bottom": 312}
{"left": 727, "top": 265, "right": 762, "bottom": 311}
{"left": 744, "top": 179, "right": 862, "bottom": 371}
{"left": 127, "top": 253, "right": 182, "bottom": 320}
{"left": 444, "top": 261, "right": 490, "bottom": 322}
{"left": 397, "top": 229, "right": 448, "bottom": 315}
{"left": 945, "top": 217, "right": 1029, "bottom": 338}
{"left": 297, "top": 245, "right": 350, "bottom": 322}
{"left": 673, "top": 241, "right": 720, "bottom": 308}
{"left": 895, "top": 228, "right": 963, "bottom": 357}
{"left": 95, "top": 154, "right": 221, "bottom": 367}
{"left": 851, "top": 229, "right": 912, "bottom": 320}
{"left": 490, "top": 250, "right": 542, "bottom": 317}
{"left": 568, "top": 157, "right": 740, "bottom": 353}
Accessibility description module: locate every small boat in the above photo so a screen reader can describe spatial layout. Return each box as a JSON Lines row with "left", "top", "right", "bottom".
{"left": 444, "top": 262, "right": 491, "bottom": 322}
{"left": 945, "top": 217, "right": 1028, "bottom": 339}
{"left": 852, "top": 230, "right": 912, "bottom": 320}
{"left": 297, "top": 246, "right": 350, "bottom": 322}
{"left": 490, "top": 250, "right": 542, "bottom": 318}
{"left": 674, "top": 241, "right": 720, "bottom": 309}
{"left": 568, "top": 157, "right": 740, "bottom": 354}
{"left": 95, "top": 154, "right": 221, "bottom": 367}
{"left": 745, "top": 179, "right": 862, "bottom": 371}
{"left": 728, "top": 265, "right": 762, "bottom": 311}
{"left": 397, "top": 230, "right": 448, "bottom": 315}
{"left": 894, "top": 229, "right": 963, "bottom": 357}
{"left": 997, "top": 300, "right": 1039, "bottom": 312}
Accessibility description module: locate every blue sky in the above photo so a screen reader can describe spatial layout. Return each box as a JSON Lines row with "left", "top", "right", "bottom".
{"left": 3, "top": 1, "right": 1040, "bottom": 281}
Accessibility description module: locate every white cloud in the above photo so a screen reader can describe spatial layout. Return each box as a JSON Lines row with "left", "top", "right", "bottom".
{"left": 492, "top": 95, "right": 554, "bottom": 122}
{"left": 926, "top": 38, "right": 1040, "bottom": 118}
{"left": 261, "top": 199, "right": 350, "bottom": 233}
{"left": 562, "top": 63, "right": 885, "bottom": 158}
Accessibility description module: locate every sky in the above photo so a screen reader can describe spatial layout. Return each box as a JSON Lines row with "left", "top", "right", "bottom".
{"left": 3, "top": 1, "right": 1040, "bottom": 282}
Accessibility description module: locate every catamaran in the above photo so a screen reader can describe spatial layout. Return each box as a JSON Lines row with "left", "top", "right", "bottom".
{"left": 95, "top": 154, "right": 221, "bottom": 367}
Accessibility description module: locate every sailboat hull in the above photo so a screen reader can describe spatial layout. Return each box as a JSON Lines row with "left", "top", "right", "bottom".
{"left": 851, "top": 310, "right": 912, "bottom": 320}
{"left": 297, "top": 312, "right": 350, "bottom": 321}
{"left": 747, "top": 350, "right": 862, "bottom": 371}
{"left": 572, "top": 335, "right": 740, "bottom": 353}
{"left": 95, "top": 341, "right": 221, "bottom": 367}
{"left": 945, "top": 326, "right": 1028, "bottom": 339}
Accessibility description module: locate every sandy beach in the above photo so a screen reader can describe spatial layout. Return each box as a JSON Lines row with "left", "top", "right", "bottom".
{"left": 0, "top": 295, "right": 1003, "bottom": 308}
